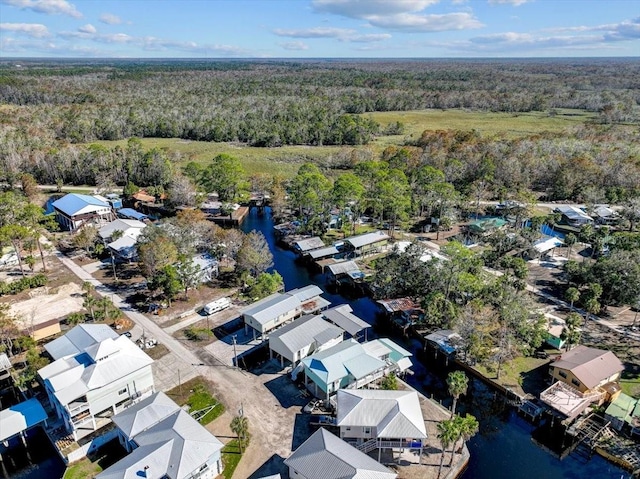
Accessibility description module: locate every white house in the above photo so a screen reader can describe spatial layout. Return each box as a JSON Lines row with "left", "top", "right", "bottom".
{"left": 336, "top": 389, "right": 427, "bottom": 462}
{"left": 98, "top": 219, "right": 147, "bottom": 260}
{"left": 38, "top": 325, "right": 155, "bottom": 441}
{"left": 97, "top": 392, "right": 224, "bottom": 479}
{"left": 555, "top": 205, "right": 593, "bottom": 227}
{"left": 269, "top": 314, "right": 343, "bottom": 368}
{"left": 242, "top": 285, "right": 330, "bottom": 339}
{"left": 284, "top": 428, "right": 396, "bottom": 479}
{"left": 52, "top": 193, "right": 114, "bottom": 231}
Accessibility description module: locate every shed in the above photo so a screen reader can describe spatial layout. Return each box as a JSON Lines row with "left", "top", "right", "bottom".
{"left": 117, "top": 208, "right": 149, "bottom": 221}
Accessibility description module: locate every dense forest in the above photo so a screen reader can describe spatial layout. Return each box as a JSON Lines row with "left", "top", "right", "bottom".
{"left": 0, "top": 58, "right": 639, "bottom": 202}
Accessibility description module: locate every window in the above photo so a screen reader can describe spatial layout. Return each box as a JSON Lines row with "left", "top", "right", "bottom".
{"left": 364, "top": 427, "right": 371, "bottom": 435}
{"left": 118, "top": 388, "right": 127, "bottom": 395}
{"left": 571, "top": 379, "right": 581, "bottom": 387}
{"left": 558, "top": 371, "right": 567, "bottom": 379}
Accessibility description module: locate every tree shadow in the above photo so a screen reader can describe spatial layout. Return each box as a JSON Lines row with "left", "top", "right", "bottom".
{"left": 519, "top": 362, "right": 552, "bottom": 396}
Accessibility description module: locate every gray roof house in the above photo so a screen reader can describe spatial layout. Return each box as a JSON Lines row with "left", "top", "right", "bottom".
{"left": 243, "top": 285, "right": 330, "bottom": 339}
{"left": 322, "top": 304, "right": 370, "bottom": 339}
{"left": 38, "top": 326, "right": 155, "bottom": 441}
{"left": 284, "top": 428, "right": 397, "bottom": 479}
{"left": 343, "top": 231, "right": 390, "bottom": 257}
{"left": 44, "top": 324, "right": 119, "bottom": 360}
{"left": 336, "top": 389, "right": 427, "bottom": 462}
{"left": 555, "top": 205, "right": 593, "bottom": 227}
{"left": 97, "top": 392, "right": 224, "bottom": 479}
{"left": 52, "top": 193, "right": 114, "bottom": 231}
{"left": 294, "top": 237, "right": 326, "bottom": 254}
{"left": 269, "top": 314, "right": 343, "bottom": 368}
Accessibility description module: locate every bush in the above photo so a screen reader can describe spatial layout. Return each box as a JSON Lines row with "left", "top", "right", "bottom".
{"left": 0, "top": 274, "right": 48, "bottom": 296}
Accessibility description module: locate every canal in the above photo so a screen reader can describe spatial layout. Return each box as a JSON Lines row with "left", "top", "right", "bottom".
{"left": 242, "top": 207, "right": 630, "bottom": 479}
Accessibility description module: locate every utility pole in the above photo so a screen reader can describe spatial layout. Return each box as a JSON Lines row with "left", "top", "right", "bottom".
{"left": 232, "top": 335, "right": 238, "bottom": 369}
{"left": 178, "top": 369, "right": 181, "bottom": 395}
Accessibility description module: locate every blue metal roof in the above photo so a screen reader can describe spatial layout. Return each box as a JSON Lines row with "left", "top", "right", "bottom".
{"left": 117, "top": 208, "right": 148, "bottom": 221}
{"left": 52, "top": 193, "right": 109, "bottom": 216}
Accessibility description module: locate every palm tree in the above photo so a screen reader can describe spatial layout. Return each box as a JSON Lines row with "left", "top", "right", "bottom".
{"left": 562, "top": 312, "right": 582, "bottom": 351}
{"left": 565, "top": 287, "right": 580, "bottom": 311}
{"left": 564, "top": 233, "right": 577, "bottom": 259}
{"left": 437, "top": 418, "right": 458, "bottom": 479}
{"left": 451, "top": 414, "right": 479, "bottom": 466}
{"left": 83, "top": 295, "right": 98, "bottom": 322}
{"left": 447, "top": 371, "right": 469, "bottom": 418}
{"left": 230, "top": 414, "right": 249, "bottom": 454}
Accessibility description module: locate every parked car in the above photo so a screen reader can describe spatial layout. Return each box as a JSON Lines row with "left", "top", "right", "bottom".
{"left": 303, "top": 399, "right": 320, "bottom": 413}
{"left": 121, "top": 331, "right": 132, "bottom": 338}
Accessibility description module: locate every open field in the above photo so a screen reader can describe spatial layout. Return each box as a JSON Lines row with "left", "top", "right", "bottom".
{"left": 87, "top": 108, "right": 598, "bottom": 178}
{"left": 369, "top": 108, "right": 596, "bottom": 143}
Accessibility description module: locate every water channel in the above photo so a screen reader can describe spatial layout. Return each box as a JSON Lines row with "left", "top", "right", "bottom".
{"left": 242, "top": 207, "right": 630, "bottom": 479}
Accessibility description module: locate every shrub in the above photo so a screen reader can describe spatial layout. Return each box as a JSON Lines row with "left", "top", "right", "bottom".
{"left": 0, "top": 274, "right": 48, "bottom": 296}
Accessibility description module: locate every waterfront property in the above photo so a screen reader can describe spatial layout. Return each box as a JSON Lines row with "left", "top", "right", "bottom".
{"left": 293, "top": 236, "right": 326, "bottom": 256}
{"left": 425, "top": 329, "right": 461, "bottom": 357}
{"left": 51, "top": 193, "right": 115, "bottom": 231}
{"left": 242, "top": 285, "right": 330, "bottom": 340}
{"left": 324, "top": 260, "right": 364, "bottom": 286}
{"left": 268, "top": 314, "right": 343, "bottom": 368}
{"left": 97, "top": 392, "right": 224, "bottom": 479}
{"left": 336, "top": 389, "right": 427, "bottom": 463}
{"left": 343, "top": 231, "right": 390, "bottom": 258}
{"left": 322, "top": 304, "right": 370, "bottom": 340}
{"left": 604, "top": 393, "right": 640, "bottom": 439}
{"left": 0, "top": 398, "right": 48, "bottom": 444}
{"left": 299, "top": 338, "right": 412, "bottom": 399}
{"left": 38, "top": 325, "right": 155, "bottom": 441}
{"left": 284, "top": 427, "right": 397, "bottom": 479}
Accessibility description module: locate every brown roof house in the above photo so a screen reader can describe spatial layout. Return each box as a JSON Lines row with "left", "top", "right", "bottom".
{"left": 541, "top": 346, "right": 624, "bottom": 421}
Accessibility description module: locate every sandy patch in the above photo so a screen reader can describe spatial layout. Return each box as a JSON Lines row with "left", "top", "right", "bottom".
{"left": 7, "top": 282, "right": 84, "bottom": 328}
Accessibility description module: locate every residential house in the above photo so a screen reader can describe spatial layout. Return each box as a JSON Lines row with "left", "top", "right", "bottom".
{"left": 191, "top": 253, "right": 219, "bottom": 284}
{"left": 541, "top": 346, "right": 624, "bottom": 421}
{"left": 324, "top": 260, "right": 364, "bottom": 286}
{"left": 97, "top": 392, "right": 224, "bottom": 479}
{"left": 343, "top": 231, "right": 390, "bottom": 258}
{"left": 0, "top": 353, "right": 11, "bottom": 381}
{"left": 543, "top": 313, "right": 568, "bottom": 350}
{"left": 604, "top": 393, "right": 640, "bottom": 439}
{"left": 299, "top": 338, "right": 412, "bottom": 399}
{"left": 593, "top": 205, "right": 619, "bottom": 225}
{"left": 98, "top": 218, "right": 147, "bottom": 261}
{"left": 322, "top": 304, "right": 370, "bottom": 341}
{"left": 284, "top": 428, "right": 397, "bottom": 479}
{"left": 269, "top": 314, "right": 343, "bottom": 368}
{"left": 52, "top": 193, "right": 114, "bottom": 231}
{"left": 336, "top": 389, "right": 427, "bottom": 462}
{"left": 242, "top": 285, "right": 330, "bottom": 340}
{"left": 533, "top": 237, "right": 564, "bottom": 259}
{"left": 38, "top": 325, "right": 155, "bottom": 440}
{"left": 425, "top": 330, "right": 461, "bottom": 357}
{"left": 555, "top": 205, "right": 594, "bottom": 227}
{"left": 307, "top": 245, "right": 339, "bottom": 262}
{"left": 293, "top": 237, "right": 325, "bottom": 256}
{"left": 116, "top": 208, "right": 149, "bottom": 222}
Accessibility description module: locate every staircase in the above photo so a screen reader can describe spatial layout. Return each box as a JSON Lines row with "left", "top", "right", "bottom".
{"left": 356, "top": 438, "right": 378, "bottom": 454}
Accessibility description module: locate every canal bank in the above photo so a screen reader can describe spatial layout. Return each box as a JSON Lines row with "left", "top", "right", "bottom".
{"left": 242, "top": 207, "right": 631, "bottom": 479}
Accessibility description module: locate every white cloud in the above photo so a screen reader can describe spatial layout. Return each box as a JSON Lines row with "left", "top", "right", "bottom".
{"left": 279, "top": 41, "right": 309, "bottom": 51}
{"left": 78, "top": 23, "right": 96, "bottom": 34}
{"left": 99, "top": 13, "right": 121, "bottom": 25}
{"left": 346, "top": 33, "right": 392, "bottom": 42}
{"left": 0, "top": 22, "right": 49, "bottom": 38}
{"left": 488, "top": 0, "right": 530, "bottom": 6}
{"left": 312, "top": 0, "right": 482, "bottom": 32}
{"left": 1, "top": 0, "right": 81, "bottom": 18}
{"left": 273, "top": 27, "right": 355, "bottom": 38}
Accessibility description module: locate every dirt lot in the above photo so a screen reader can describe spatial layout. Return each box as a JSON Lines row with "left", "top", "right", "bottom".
{"left": 9, "top": 282, "right": 84, "bottom": 328}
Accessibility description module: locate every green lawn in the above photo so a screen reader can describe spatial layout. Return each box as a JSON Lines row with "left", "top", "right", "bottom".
{"left": 474, "top": 355, "right": 553, "bottom": 396}
{"left": 63, "top": 458, "right": 102, "bottom": 479}
{"left": 221, "top": 440, "right": 243, "bottom": 479}
{"left": 369, "top": 108, "right": 596, "bottom": 142}
{"left": 620, "top": 376, "right": 640, "bottom": 398}
{"left": 165, "top": 376, "right": 225, "bottom": 425}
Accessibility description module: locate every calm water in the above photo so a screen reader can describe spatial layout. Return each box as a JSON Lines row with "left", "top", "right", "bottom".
{"left": 243, "top": 207, "right": 629, "bottom": 479}
{"left": 0, "top": 427, "right": 65, "bottom": 479}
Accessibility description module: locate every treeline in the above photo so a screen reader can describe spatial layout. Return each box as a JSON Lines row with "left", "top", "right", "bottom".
{"left": 0, "top": 59, "right": 638, "bottom": 147}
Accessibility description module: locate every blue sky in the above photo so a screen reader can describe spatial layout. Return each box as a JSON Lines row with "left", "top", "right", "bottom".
{"left": 0, "top": 0, "right": 638, "bottom": 58}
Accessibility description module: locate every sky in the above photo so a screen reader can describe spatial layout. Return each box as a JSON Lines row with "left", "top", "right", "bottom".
{"left": 0, "top": 0, "right": 638, "bottom": 58}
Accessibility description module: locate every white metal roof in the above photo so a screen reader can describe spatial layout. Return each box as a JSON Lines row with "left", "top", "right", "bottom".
{"left": 294, "top": 237, "right": 326, "bottom": 252}
{"left": 0, "top": 353, "right": 11, "bottom": 371}
{"left": 556, "top": 205, "right": 593, "bottom": 222}
{"left": 98, "top": 219, "right": 146, "bottom": 240}
{"left": 284, "top": 428, "right": 397, "bottom": 479}
{"left": 308, "top": 246, "right": 339, "bottom": 259}
{"left": 344, "top": 231, "right": 389, "bottom": 249}
{"left": 44, "top": 324, "right": 119, "bottom": 360}
{"left": 242, "top": 286, "right": 324, "bottom": 326}
{"left": 533, "top": 236, "right": 563, "bottom": 254}
{"left": 269, "top": 315, "right": 343, "bottom": 357}
{"left": 325, "top": 260, "right": 360, "bottom": 275}
{"left": 336, "top": 389, "right": 427, "bottom": 439}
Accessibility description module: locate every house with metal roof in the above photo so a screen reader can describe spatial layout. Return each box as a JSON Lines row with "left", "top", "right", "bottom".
{"left": 38, "top": 326, "right": 155, "bottom": 441}
{"left": 555, "top": 205, "right": 594, "bottom": 227}
{"left": 97, "top": 392, "right": 224, "bottom": 479}
{"left": 307, "top": 245, "right": 339, "bottom": 261}
{"left": 300, "top": 338, "right": 412, "bottom": 399}
{"left": 284, "top": 427, "right": 397, "bottom": 479}
{"left": 322, "top": 304, "right": 370, "bottom": 340}
{"left": 44, "top": 324, "right": 119, "bottom": 360}
{"left": 293, "top": 237, "right": 326, "bottom": 254}
{"left": 336, "top": 389, "right": 427, "bottom": 462}
{"left": 242, "top": 285, "right": 330, "bottom": 340}
{"left": 51, "top": 193, "right": 115, "bottom": 231}
{"left": 324, "top": 260, "right": 363, "bottom": 285}
{"left": 604, "top": 392, "right": 640, "bottom": 438}
{"left": 98, "top": 218, "right": 147, "bottom": 260}
{"left": 269, "top": 314, "right": 343, "bottom": 368}
{"left": 343, "top": 231, "right": 390, "bottom": 257}
{"left": 116, "top": 208, "right": 149, "bottom": 222}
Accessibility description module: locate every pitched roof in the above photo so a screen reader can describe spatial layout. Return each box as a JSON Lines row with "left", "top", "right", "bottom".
{"left": 242, "top": 286, "right": 324, "bottom": 326}
{"left": 336, "top": 389, "right": 427, "bottom": 439}
{"left": 552, "top": 345, "right": 624, "bottom": 389}
{"left": 322, "top": 304, "right": 370, "bottom": 337}
{"left": 294, "top": 237, "right": 326, "bottom": 252}
{"left": 325, "top": 261, "right": 360, "bottom": 276}
{"left": 344, "top": 231, "right": 389, "bottom": 249}
{"left": 555, "top": 205, "right": 593, "bottom": 222}
{"left": 308, "top": 246, "right": 339, "bottom": 259}
{"left": 98, "top": 218, "right": 146, "bottom": 239}
{"left": 0, "top": 398, "right": 48, "bottom": 442}
{"left": 39, "top": 335, "right": 153, "bottom": 407}
{"left": 98, "top": 393, "right": 223, "bottom": 479}
{"left": 284, "top": 428, "right": 396, "bottom": 479}
{"left": 269, "top": 315, "right": 342, "bottom": 356}
{"left": 52, "top": 193, "right": 110, "bottom": 216}
{"left": 44, "top": 324, "right": 119, "bottom": 360}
